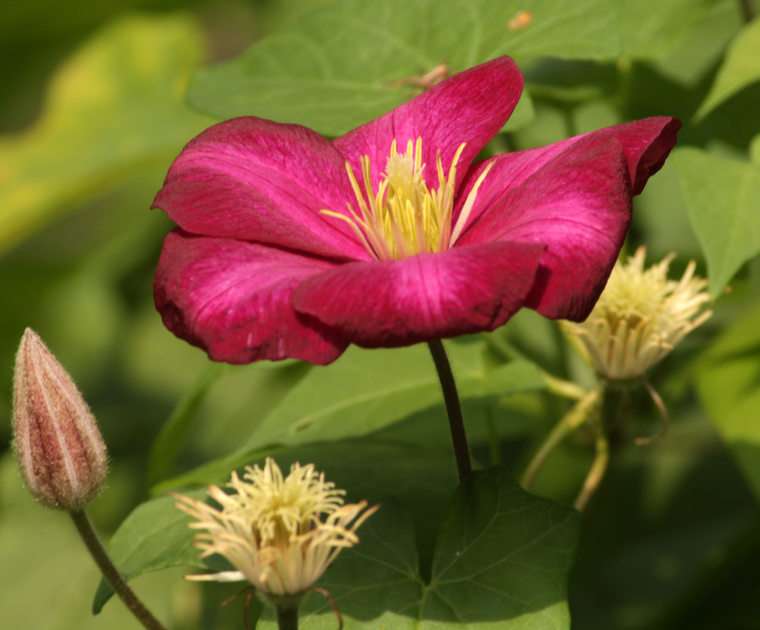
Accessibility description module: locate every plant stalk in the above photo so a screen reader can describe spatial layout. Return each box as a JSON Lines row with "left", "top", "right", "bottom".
{"left": 276, "top": 605, "right": 299, "bottom": 630}
{"left": 427, "top": 340, "right": 472, "bottom": 482}
{"left": 70, "top": 510, "right": 166, "bottom": 630}
{"left": 521, "top": 387, "right": 601, "bottom": 489}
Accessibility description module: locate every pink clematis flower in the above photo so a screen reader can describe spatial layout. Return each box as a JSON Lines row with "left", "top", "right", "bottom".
{"left": 153, "top": 57, "right": 679, "bottom": 365}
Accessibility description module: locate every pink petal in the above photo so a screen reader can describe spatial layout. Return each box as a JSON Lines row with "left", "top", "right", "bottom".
{"left": 154, "top": 231, "right": 347, "bottom": 364}
{"left": 458, "top": 134, "right": 643, "bottom": 321}
{"left": 292, "top": 241, "right": 544, "bottom": 348}
{"left": 334, "top": 57, "right": 523, "bottom": 191}
{"left": 153, "top": 118, "right": 368, "bottom": 261}
{"left": 455, "top": 117, "right": 680, "bottom": 236}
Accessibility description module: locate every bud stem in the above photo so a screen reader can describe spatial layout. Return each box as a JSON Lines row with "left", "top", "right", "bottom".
{"left": 427, "top": 340, "right": 472, "bottom": 482}
{"left": 521, "top": 387, "right": 602, "bottom": 490}
{"left": 276, "top": 605, "right": 299, "bottom": 630}
{"left": 69, "top": 510, "right": 166, "bottom": 630}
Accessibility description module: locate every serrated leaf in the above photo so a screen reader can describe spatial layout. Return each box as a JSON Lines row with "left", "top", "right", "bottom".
{"left": 697, "top": 17, "right": 760, "bottom": 118}
{"left": 672, "top": 147, "right": 760, "bottom": 294}
{"left": 0, "top": 13, "right": 210, "bottom": 253}
{"left": 188, "top": 0, "right": 618, "bottom": 136}
{"left": 92, "top": 493, "right": 205, "bottom": 614}
{"left": 695, "top": 302, "right": 760, "bottom": 499}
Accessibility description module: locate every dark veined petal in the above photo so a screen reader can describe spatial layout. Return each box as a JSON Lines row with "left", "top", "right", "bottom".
{"left": 334, "top": 56, "right": 524, "bottom": 192}
{"left": 154, "top": 231, "right": 347, "bottom": 364}
{"left": 153, "top": 118, "right": 369, "bottom": 260}
{"left": 292, "top": 241, "right": 544, "bottom": 348}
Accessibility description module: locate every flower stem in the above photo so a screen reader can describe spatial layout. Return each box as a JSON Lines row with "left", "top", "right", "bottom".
{"left": 574, "top": 417, "right": 610, "bottom": 511}
{"left": 69, "top": 511, "right": 166, "bottom": 630}
{"left": 276, "top": 605, "right": 299, "bottom": 630}
{"left": 427, "top": 340, "right": 472, "bottom": 482}
{"left": 521, "top": 387, "right": 601, "bottom": 489}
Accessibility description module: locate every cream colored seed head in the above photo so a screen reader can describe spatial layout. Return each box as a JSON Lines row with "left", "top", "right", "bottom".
{"left": 563, "top": 247, "right": 712, "bottom": 381}
{"left": 175, "top": 458, "right": 377, "bottom": 598}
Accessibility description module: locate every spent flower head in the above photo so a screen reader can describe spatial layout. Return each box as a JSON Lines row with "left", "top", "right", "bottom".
{"left": 563, "top": 247, "right": 711, "bottom": 381}
{"left": 12, "top": 328, "right": 108, "bottom": 510}
{"left": 175, "top": 458, "right": 377, "bottom": 600}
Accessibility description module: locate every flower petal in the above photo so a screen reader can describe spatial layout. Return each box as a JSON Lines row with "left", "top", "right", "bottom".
{"left": 153, "top": 118, "right": 368, "bottom": 260}
{"left": 292, "top": 241, "right": 544, "bottom": 347}
{"left": 458, "top": 134, "right": 643, "bottom": 321}
{"left": 455, "top": 117, "right": 680, "bottom": 236}
{"left": 154, "top": 231, "right": 347, "bottom": 364}
{"left": 334, "top": 57, "right": 523, "bottom": 190}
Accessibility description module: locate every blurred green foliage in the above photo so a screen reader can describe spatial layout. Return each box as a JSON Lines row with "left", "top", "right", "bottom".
{"left": 2, "top": 1, "right": 760, "bottom": 629}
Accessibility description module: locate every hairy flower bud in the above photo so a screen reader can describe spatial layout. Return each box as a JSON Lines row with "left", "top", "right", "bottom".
{"left": 12, "top": 328, "right": 108, "bottom": 510}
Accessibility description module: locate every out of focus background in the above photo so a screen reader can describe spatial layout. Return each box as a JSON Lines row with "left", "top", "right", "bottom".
{"left": 2, "top": 1, "right": 760, "bottom": 628}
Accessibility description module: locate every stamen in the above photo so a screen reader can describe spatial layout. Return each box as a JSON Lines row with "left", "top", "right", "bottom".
{"left": 321, "top": 138, "right": 488, "bottom": 260}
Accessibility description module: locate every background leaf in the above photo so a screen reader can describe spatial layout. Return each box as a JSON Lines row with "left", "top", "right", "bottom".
{"left": 188, "top": 0, "right": 619, "bottom": 135}
{"left": 695, "top": 302, "right": 760, "bottom": 499}
{"left": 0, "top": 13, "right": 209, "bottom": 253}
{"left": 672, "top": 147, "right": 760, "bottom": 294}
{"left": 697, "top": 17, "right": 760, "bottom": 118}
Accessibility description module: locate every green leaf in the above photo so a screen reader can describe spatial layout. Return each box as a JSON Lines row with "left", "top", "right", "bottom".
{"left": 695, "top": 302, "right": 760, "bottom": 499}
{"left": 100, "top": 465, "right": 578, "bottom": 628}
{"left": 153, "top": 343, "right": 544, "bottom": 492}
{"left": 92, "top": 494, "right": 205, "bottom": 614}
{"left": 697, "top": 17, "right": 760, "bottom": 119}
{"left": 0, "top": 13, "right": 210, "bottom": 253}
{"left": 188, "top": 0, "right": 618, "bottom": 135}
{"left": 672, "top": 147, "right": 760, "bottom": 294}
{"left": 237, "top": 342, "right": 544, "bottom": 453}
{"left": 619, "top": 0, "right": 737, "bottom": 69}
{"left": 259, "top": 468, "right": 579, "bottom": 628}
{"left": 147, "top": 363, "right": 226, "bottom": 486}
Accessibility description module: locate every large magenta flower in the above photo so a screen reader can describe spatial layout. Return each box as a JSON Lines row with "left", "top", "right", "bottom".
{"left": 153, "top": 57, "right": 679, "bottom": 365}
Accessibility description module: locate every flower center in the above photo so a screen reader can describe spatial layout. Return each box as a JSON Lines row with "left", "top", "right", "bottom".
{"left": 322, "top": 137, "right": 492, "bottom": 260}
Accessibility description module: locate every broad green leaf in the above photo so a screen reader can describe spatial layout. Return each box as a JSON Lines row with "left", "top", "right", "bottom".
{"left": 697, "top": 17, "right": 760, "bottom": 118}
{"left": 695, "top": 302, "right": 760, "bottom": 499}
{"left": 652, "top": 0, "right": 740, "bottom": 85}
{"left": 258, "top": 468, "right": 579, "bottom": 628}
{"left": 188, "top": 0, "right": 618, "bottom": 135}
{"left": 0, "top": 13, "right": 209, "bottom": 253}
{"left": 238, "top": 342, "right": 544, "bottom": 452}
{"left": 619, "top": 0, "right": 738, "bottom": 74}
{"left": 672, "top": 147, "right": 760, "bottom": 294}
{"left": 100, "top": 465, "right": 578, "bottom": 628}
{"left": 96, "top": 439, "right": 458, "bottom": 611}
{"left": 92, "top": 493, "right": 205, "bottom": 614}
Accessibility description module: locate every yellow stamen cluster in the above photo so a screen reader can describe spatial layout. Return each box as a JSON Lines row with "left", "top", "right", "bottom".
{"left": 175, "top": 458, "right": 377, "bottom": 598}
{"left": 322, "top": 137, "right": 492, "bottom": 260}
{"left": 563, "top": 247, "right": 712, "bottom": 381}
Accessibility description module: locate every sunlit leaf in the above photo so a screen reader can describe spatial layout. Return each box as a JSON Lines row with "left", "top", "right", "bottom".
{"left": 672, "top": 147, "right": 760, "bottom": 294}
{"left": 188, "top": 0, "right": 618, "bottom": 135}
{"left": 696, "top": 302, "right": 760, "bottom": 499}
{"left": 696, "top": 16, "right": 760, "bottom": 118}
{"left": 0, "top": 13, "right": 209, "bottom": 253}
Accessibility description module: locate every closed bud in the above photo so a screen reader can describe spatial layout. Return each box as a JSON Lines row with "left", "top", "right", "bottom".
{"left": 12, "top": 328, "right": 108, "bottom": 510}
